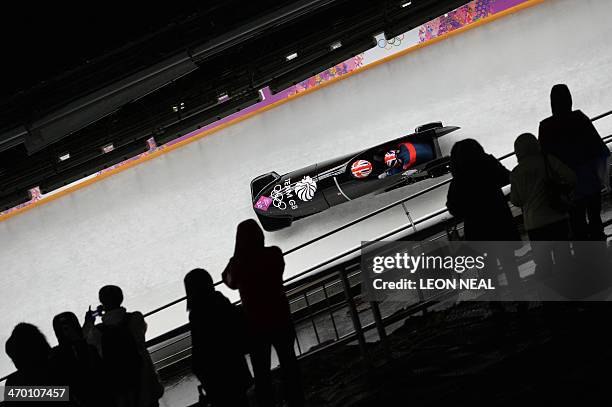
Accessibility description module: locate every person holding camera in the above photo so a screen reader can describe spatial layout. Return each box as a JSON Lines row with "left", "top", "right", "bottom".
{"left": 83, "top": 285, "right": 163, "bottom": 407}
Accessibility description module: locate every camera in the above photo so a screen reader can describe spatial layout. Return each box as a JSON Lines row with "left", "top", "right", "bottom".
{"left": 89, "top": 304, "right": 104, "bottom": 318}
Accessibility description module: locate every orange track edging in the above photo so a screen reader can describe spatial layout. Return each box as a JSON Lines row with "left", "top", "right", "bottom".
{"left": 0, "top": 0, "right": 546, "bottom": 223}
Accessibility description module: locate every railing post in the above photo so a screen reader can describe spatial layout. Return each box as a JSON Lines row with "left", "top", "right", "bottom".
{"left": 339, "top": 267, "right": 369, "bottom": 367}
{"left": 401, "top": 202, "right": 417, "bottom": 233}
{"left": 369, "top": 300, "right": 392, "bottom": 361}
{"left": 303, "top": 292, "right": 321, "bottom": 346}
{"left": 417, "top": 286, "right": 427, "bottom": 315}
{"left": 322, "top": 284, "right": 340, "bottom": 340}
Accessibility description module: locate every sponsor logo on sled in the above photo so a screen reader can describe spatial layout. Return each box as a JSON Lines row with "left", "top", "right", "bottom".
{"left": 254, "top": 195, "right": 273, "bottom": 211}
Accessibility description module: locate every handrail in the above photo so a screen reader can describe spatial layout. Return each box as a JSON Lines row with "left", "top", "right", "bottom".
{"left": 145, "top": 209, "right": 449, "bottom": 355}
{"left": 284, "top": 207, "right": 448, "bottom": 285}
{"left": 283, "top": 177, "right": 453, "bottom": 256}
{"left": 143, "top": 179, "right": 453, "bottom": 317}
{"left": 142, "top": 109, "right": 612, "bottom": 318}
{"left": 591, "top": 110, "right": 612, "bottom": 122}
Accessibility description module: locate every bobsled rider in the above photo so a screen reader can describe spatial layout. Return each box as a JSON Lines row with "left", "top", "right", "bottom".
{"left": 379, "top": 141, "right": 434, "bottom": 179}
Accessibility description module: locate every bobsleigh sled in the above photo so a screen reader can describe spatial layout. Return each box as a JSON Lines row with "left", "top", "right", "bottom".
{"left": 251, "top": 122, "right": 459, "bottom": 231}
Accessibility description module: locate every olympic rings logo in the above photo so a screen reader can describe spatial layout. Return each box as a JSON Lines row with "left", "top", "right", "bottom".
{"left": 270, "top": 184, "right": 287, "bottom": 210}
{"left": 377, "top": 34, "right": 405, "bottom": 50}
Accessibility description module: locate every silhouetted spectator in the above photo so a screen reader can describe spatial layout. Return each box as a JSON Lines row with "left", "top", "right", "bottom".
{"left": 446, "top": 139, "right": 521, "bottom": 285}
{"left": 222, "top": 219, "right": 304, "bottom": 407}
{"left": 539, "top": 84, "right": 611, "bottom": 240}
{"left": 510, "top": 133, "right": 576, "bottom": 276}
{"left": 184, "top": 268, "right": 252, "bottom": 407}
{"left": 49, "top": 312, "right": 106, "bottom": 407}
{"left": 83, "top": 285, "right": 163, "bottom": 407}
{"left": 4, "top": 323, "right": 51, "bottom": 386}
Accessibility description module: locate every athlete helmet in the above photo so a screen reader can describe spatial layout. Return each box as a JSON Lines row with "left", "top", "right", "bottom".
{"left": 384, "top": 150, "right": 399, "bottom": 167}
{"left": 351, "top": 160, "right": 373, "bottom": 179}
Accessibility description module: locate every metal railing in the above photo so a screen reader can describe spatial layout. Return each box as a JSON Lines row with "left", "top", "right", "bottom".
{"left": 145, "top": 205, "right": 462, "bottom": 372}
{"left": 2, "top": 110, "right": 611, "bottom": 383}
{"left": 141, "top": 110, "right": 612, "bottom": 374}
{"left": 142, "top": 109, "right": 612, "bottom": 371}
{"left": 144, "top": 109, "right": 612, "bottom": 319}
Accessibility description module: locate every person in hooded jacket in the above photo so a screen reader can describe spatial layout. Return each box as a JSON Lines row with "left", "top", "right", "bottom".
{"left": 446, "top": 139, "right": 521, "bottom": 286}
{"left": 49, "top": 312, "right": 106, "bottom": 407}
{"left": 184, "top": 268, "right": 252, "bottom": 407}
{"left": 510, "top": 133, "right": 576, "bottom": 276}
{"left": 222, "top": 219, "right": 304, "bottom": 407}
{"left": 539, "top": 84, "right": 610, "bottom": 241}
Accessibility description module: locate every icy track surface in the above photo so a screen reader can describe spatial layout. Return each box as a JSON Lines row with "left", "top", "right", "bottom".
{"left": 1, "top": 0, "right": 612, "bottom": 379}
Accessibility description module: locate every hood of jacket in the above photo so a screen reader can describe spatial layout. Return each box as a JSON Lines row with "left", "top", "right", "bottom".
{"left": 551, "top": 84, "right": 572, "bottom": 116}
{"left": 514, "top": 133, "right": 541, "bottom": 162}
{"left": 449, "top": 138, "right": 486, "bottom": 179}
{"left": 234, "top": 219, "right": 264, "bottom": 258}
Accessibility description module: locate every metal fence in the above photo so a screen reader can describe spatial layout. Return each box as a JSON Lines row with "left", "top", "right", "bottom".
{"left": 143, "top": 109, "right": 612, "bottom": 374}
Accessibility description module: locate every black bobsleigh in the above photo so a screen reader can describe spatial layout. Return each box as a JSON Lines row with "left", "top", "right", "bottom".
{"left": 251, "top": 122, "right": 459, "bottom": 231}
